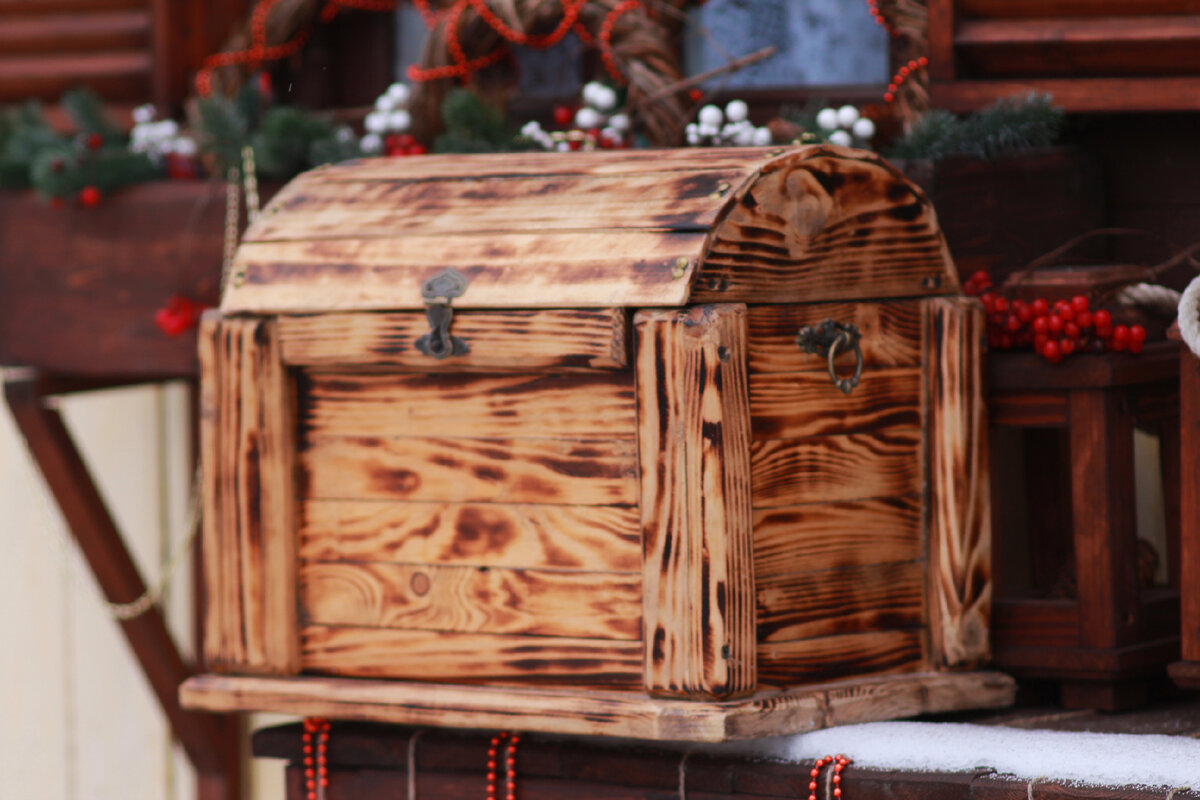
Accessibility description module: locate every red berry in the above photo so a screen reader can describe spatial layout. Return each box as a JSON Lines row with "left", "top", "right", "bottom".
{"left": 1076, "top": 310, "right": 1093, "bottom": 329}
{"left": 86, "top": 133, "right": 104, "bottom": 151}
{"left": 689, "top": 88, "right": 704, "bottom": 102}
{"left": 999, "top": 333, "right": 1014, "bottom": 349}
{"left": 1034, "top": 333, "right": 1050, "bottom": 350}
{"left": 1129, "top": 324, "right": 1146, "bottom": 343}
{"left": 963, "top": 279, "right": 979, "bottom": 296}
{"left": 1093, "top": 309, "right": 1112, "bottom": 328}
{"left": 990, "top": 312, "right": 1007, "bottom": 327}
{"left": 1016, "top": 304, "right": 1035, "bottom": 324}
{"left": 1032, "top": 316, "right": 1049, "bottom": 334}
{"left": 994, "top": 296, "right": 1010, "bottom": 313}
{"left": 970, "top": 270, "right": 990, "bottom": 286}
{"left": 1058, "top": 304, "right": 1076, "bottom": 322}
{"left": 78, "top": 185, "right": 101, "bottom": 207}
{"left": 1129, "top": 339, "right": 1144, "bottom": 354}
{"left": 1041, "top": 340, "right": 1062, "bottom": 363}
{"left": 1031, "top": 298, "right": 1049, "bottom": 316}
{"left": 1060, "top": 338, "right": 1075, "bottom": 356}
{"left": 398, "top": 133, "right": 417, "bottom": 147}
{"left": 1064, "top": 322, "right": 1081, "bottom": 339}
{"left": 1112, "top": 325, "right": 1130, "bottom": 342}
{"left": 409, "top": 143, "right": 428, "bottom": 155}
{"left": 980, "top": 292, "right": 997, "bottom": 312}
{"left": 1111, "top": 337, "right": 1126, "bottom": 352}
{"left": 1047, "top": 315, "right": 1064, "bottom": 334}
{"left": 552, "top": 105, "right": 574, "bottom": 127}
{"left": 1071, "top": 295, "right": 1090, "bottom": 313}
{"left": 1096, "top": 325, "right": 1113, "bottom": 340}
{"left": 1005, "top": 314, "right": 1021, "bottom": 333}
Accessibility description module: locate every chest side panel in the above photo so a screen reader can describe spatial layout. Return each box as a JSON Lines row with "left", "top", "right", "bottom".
{"left": 287, "top": 314, "right": 644, "bottom": 688}
{"left": 746, "top": 300, "right": 930, "bottom": 687}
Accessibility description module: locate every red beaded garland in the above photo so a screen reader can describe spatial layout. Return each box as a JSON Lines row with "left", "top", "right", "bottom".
{"left": 301, "top": 718, "right": 331, "bottom": 800}
{"left": 485, "top": 731, "right": 520, "bottom": 800}
{"left": 808, "top": 754, "right": 851, "bottom": 800}
{"left": 884, "top": 56, "right": 928, "bottom": 103}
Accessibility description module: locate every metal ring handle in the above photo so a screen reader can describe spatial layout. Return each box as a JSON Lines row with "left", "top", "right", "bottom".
{"left": 827, "top": 331, "right": 863, "bottom": 395}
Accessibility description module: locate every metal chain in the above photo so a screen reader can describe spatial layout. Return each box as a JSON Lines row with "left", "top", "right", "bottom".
{"left": 242, "top": 145, "right": 261, "bottom": 225}
{"left": 106, "top": 465, "right": 203, "bottom": 621}
{"left": 220, "top": 167, "right": 241, "bottom": 297}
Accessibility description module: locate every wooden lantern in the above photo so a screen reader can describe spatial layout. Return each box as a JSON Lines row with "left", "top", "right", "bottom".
{"left": 180, "top": 146, "right": 1014, "bottom": 741}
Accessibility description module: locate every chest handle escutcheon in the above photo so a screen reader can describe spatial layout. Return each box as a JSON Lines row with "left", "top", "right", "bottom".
{"left": 415, "top": 268, "right": 470, "bottom": 359}
{"left": 795, "top": 320, "right": 864, "bottom": 395}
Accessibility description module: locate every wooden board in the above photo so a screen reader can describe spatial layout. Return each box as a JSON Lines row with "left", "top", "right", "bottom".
{"left": 1180, "top": 349, "right": 1200, "bottom": 664}
{"left": 750, "top": 428, "right": 923, "bottom": 508}
{"left": 297, "top": 371, "right": 635, "bottom": 440}
{"left": 277, "top": 308, "right": 628, "bottom": 371}
{"left": 300, "top": 435, "right": 639, "bottom": 507}
{"left": 299, "top": 561, "right": 642, "bottom": 640}
{"left": 222, "top": 230, "right": 706, "bottom": 313}
{"left": 746, "top": 301, "right": 923, "bottom": 374}
{"left": 199, "top": 314, "right": 299, "bottom": 675}
{"left": 923, "top": 297, "right": 991, "bottom": 669}
{"left": 692, "top": 148, "right": 957, "bottom": 304}
{"left": 753, "top": 495, "right": 923, "bottom": 578}
{"left": 757, "top": 561, "right": 926, "bottom": 643}
{"left": 758, "top": 630, "right": 927, "bottom": 686}
{"left": 635, "top": 304, "right": 756, "bottom": 700}
{"left": 180, "top": 669, "right": 1017, "bottom": 742}
{"left": 300, "top": 500, "right": 642, "bottom": 572}
{"left": 750, "top": 367, "right": 922, "bottom": 439}
{"left": 299, "top": 626, "right": 643, "bottom": 688}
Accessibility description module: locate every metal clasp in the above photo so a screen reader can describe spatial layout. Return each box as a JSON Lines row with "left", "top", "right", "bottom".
{"left": 415, "top": 268, "right": 470, "bottom": 359}
{"left": 795, "top": 320, "right": 864, "bottom": 395}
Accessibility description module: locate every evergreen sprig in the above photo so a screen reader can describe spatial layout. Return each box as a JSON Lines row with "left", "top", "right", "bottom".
{"left": 888, "top": 92, "right": 1064, "bottom": 161}
{"left": 433, "top": 89, "right": 538, "bottom": 154}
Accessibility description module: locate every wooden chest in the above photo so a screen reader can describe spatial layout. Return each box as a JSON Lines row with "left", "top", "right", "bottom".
{"left": 181, "top": 146, "right": 1014, "bottom": 740}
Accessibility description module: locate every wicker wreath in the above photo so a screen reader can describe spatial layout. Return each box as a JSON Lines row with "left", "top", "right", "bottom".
{"left": 407, "top": 0, "right": 695, "bottom": 146}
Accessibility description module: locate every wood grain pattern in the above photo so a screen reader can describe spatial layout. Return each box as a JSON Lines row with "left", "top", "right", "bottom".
{"left": 300, "top": 501, "right": 641, "bottom": 572}
{"left": 750, "top": 428, "right": 922, "bottom": 509}
{"left": 753, "top": 495, "right": 922, "bottom": 578}
{"left": 757, "top": 561, "right": 926, "bottom": 643}
{"left": 247, "top": 170, "right": 744, "bottom": 240}
{"left": 923, "top": 297, "right": 991, "bottom": 669}
{"left": 181, "top": 670, "right": 1016, "bottom": 742}
{"left": 757, "top": 630, "right": 927, "bottom": 686}
{"left": 1180, "top": 349, "right": 1200, "bottom": 663}
{"left": 297, "top": 370, "right": 635, "bottom": 440}
{"left": 692, "top": 147, "right": 958, "bottom": 304}
{"left": 300, "top": 436, "right": 639, "bottom": 506}
{"left": 199, "top": 313, "right": 299, "bottom": 675}
{"left": 746, "top": 301, "right": 923, "bottom": 373}
{"left": 222, "top": 231, "right": 705, "bottom": 313}
{"left": 635, "top": 304, "right": 756, "bottom": 699}
{"left": 750, "top": 367, "right": 921, "bottom": 439}
{"left": 299, "top": 562, "right": 641, "bottom": 639}
{"left": 300, "top": 625, "right": 643, "bottom": 688}
{"left": 278, "top": 308, "right": 628, "bottom": 370}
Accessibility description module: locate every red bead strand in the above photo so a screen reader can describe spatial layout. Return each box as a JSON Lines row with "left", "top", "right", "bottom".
{"left": 301, "top": 718, "right": 331, "bottom": 800}
{"left": 865, "top": 0, "right": 896, "bottom": 36}
{"left": 485, "top": 731, "right": 520, "bottom": 800}
{"left": 808, "top": 754, "right": 851, "bottom": 800}
{"left": 883, "top": 56, "right": 927, "bottom": 103}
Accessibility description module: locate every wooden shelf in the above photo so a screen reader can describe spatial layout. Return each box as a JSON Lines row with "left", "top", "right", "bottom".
{"left": 181, "top": 671, "right": 1016, "bottom": 743}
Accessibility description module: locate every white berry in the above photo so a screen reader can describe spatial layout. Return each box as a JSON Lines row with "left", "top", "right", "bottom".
{"left": 173, "top": 137, "right": 198, "bottom": 157}
{"left": 132, "top": 104, "right": 156, "bottom": 124}
{"left": 733, "top": 126, "right": 756, "bottom": 146}
{"left": 592, "top": 85, "right": 618, "bottom": 112}
{"left": 698, "top": 104, "right": 723, "bottom": 127}
{"left": 725, "top": 99, "right": 749, "bottom": 123}
{"left": 752, "top": 126, "right": 773, "bottom": 146}
{"left": 386, "top": 83, "right": 411, "bottom": 105}
{"left": 374, "top": 94, "right": 396, "bottom": 113}
{"left": 360, "top": 132, "right": 383, "bottom": 153}
{"left": 582, "top": 81, "right": 603, "bottom": 106}
{"left": 388, "top": 110, "right": 412, "bottom": 131}
{"left": 837, "top": 104, "right": 860, "bottom": 127}
{"left": 608, "top": 113, "right": 630, "bottom": 132}
{"left": 521, "top": 120, "right": 543, "bottom": 136}
{"left": 364, "top": 112, "right": 387, "bottom": 134}
{"left": 852, "top": 117, "right": 876, "bottom": 140}
{"left": 816, "top": 108, "right": 839, "bottom": 131}
{"left": 829, "top": 129, "right": 853, "bottom": 147}
{"left": 575, "top": 107, "right": 601, "bottom": 129}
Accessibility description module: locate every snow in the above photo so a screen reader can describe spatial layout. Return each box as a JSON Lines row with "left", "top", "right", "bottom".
{"left": 693, "top": 722, "right": 1200, "bottom": 788}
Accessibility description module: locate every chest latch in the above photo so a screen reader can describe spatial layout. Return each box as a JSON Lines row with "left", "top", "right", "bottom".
{"left": 795, "top": 320, "right": 863, "bottom": 395}
{"left": 415, "top": 268, "right": 470, "bottom": 359}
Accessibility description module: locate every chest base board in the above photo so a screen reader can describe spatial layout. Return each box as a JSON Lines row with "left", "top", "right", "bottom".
{"left": 181, "top": 670, "right": 1014, "bottom": 743}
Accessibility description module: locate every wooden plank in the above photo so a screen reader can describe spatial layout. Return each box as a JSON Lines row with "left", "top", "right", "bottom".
{"left": 958, "top": 0, "right": 1199, "bottom": 17}
{"left": 301, "top": 500, "right": 642, "bottom": 572}
{"left": 956, "top": 15, "right": 1200, "bottom": 46}
{"left": 923, "top": 297, "right": 991, "bottom": 669}
{"left": 758, "top": 561, "right": 926, "bottom": 643}
{"left": 927, "top": 0, "right": 957, "bottom": 81}
{"left": 300, "top": 562, "right": 642, "bottom": 640}
{"left": 931, "top": 77, "right": 1200, "bottom": 113}
{"left": 635, "top": 304, "right": 756, "bottom": 700}
{"left": 0, "top": 50, "right": 150, "bottom": 101}
{"left": 305, "top": 147, "right": 774, "bottom": 182}
{"left": 222, "top": 230, "right": 706, "bottom": 313}
{"left": 750, "top": 428, "right": 922, "bottom": 509}
{"left": 300, "top": 625, "right": 644, "bottom": 688}
{"left": 182, "top": 670, "right": 1016, "bottom": 742}
{"left": 1180, "top": 350, "right": 1200, "bottom": 663}
{"left": 301, "top": 435, "right": 639, "bottom": 506}
{"left": 692, "top": 148, "right": 957, "bottom": 305}
{"left": 750, "top": 367, "right": 921, "bottom": 439}
{"left": 758, "top": 630, "right": 927, "bottom": 686}
{"left": 0, "top": 10, "right": 150, "bottom": 55}
{"left": 247, "top": 170, "right": 745, "bottom": 241}
{"left": 746, "top": 301, "right": 922, "bottom": 374}
{"left": 278, "top": 308, "right": 628, "bottom": 371}
{"left": 200, "top": 315, "right": 299, "bottom": 675}
{"left": 298, "top": 371, "right": 635, "bottom": 441}
{"left": 753, "top": 495, "right": 922, "bottom": 578}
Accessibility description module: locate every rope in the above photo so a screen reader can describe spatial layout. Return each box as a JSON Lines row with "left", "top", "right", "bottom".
{"left": 1115, "top": 282, "right": 1182, "bottom": 316}
{"left": 407, "top": 730, "right": 424, "bottom": 800}
{"left": 1027, "top": 775, "right": 1050, "bottom": 800}
{"left": 1180, "top": 275, "right": 1200, "bottom": 357}
{"left": 677, "top": 750, "right": 691, "bottom": 800}
{"left": 1166, "top": 787, "right": 1191, "bottom": 800}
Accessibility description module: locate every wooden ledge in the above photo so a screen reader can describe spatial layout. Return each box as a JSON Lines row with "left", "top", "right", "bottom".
{"left": 181, "top": 670, "right": 1015, "bottom": 742}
